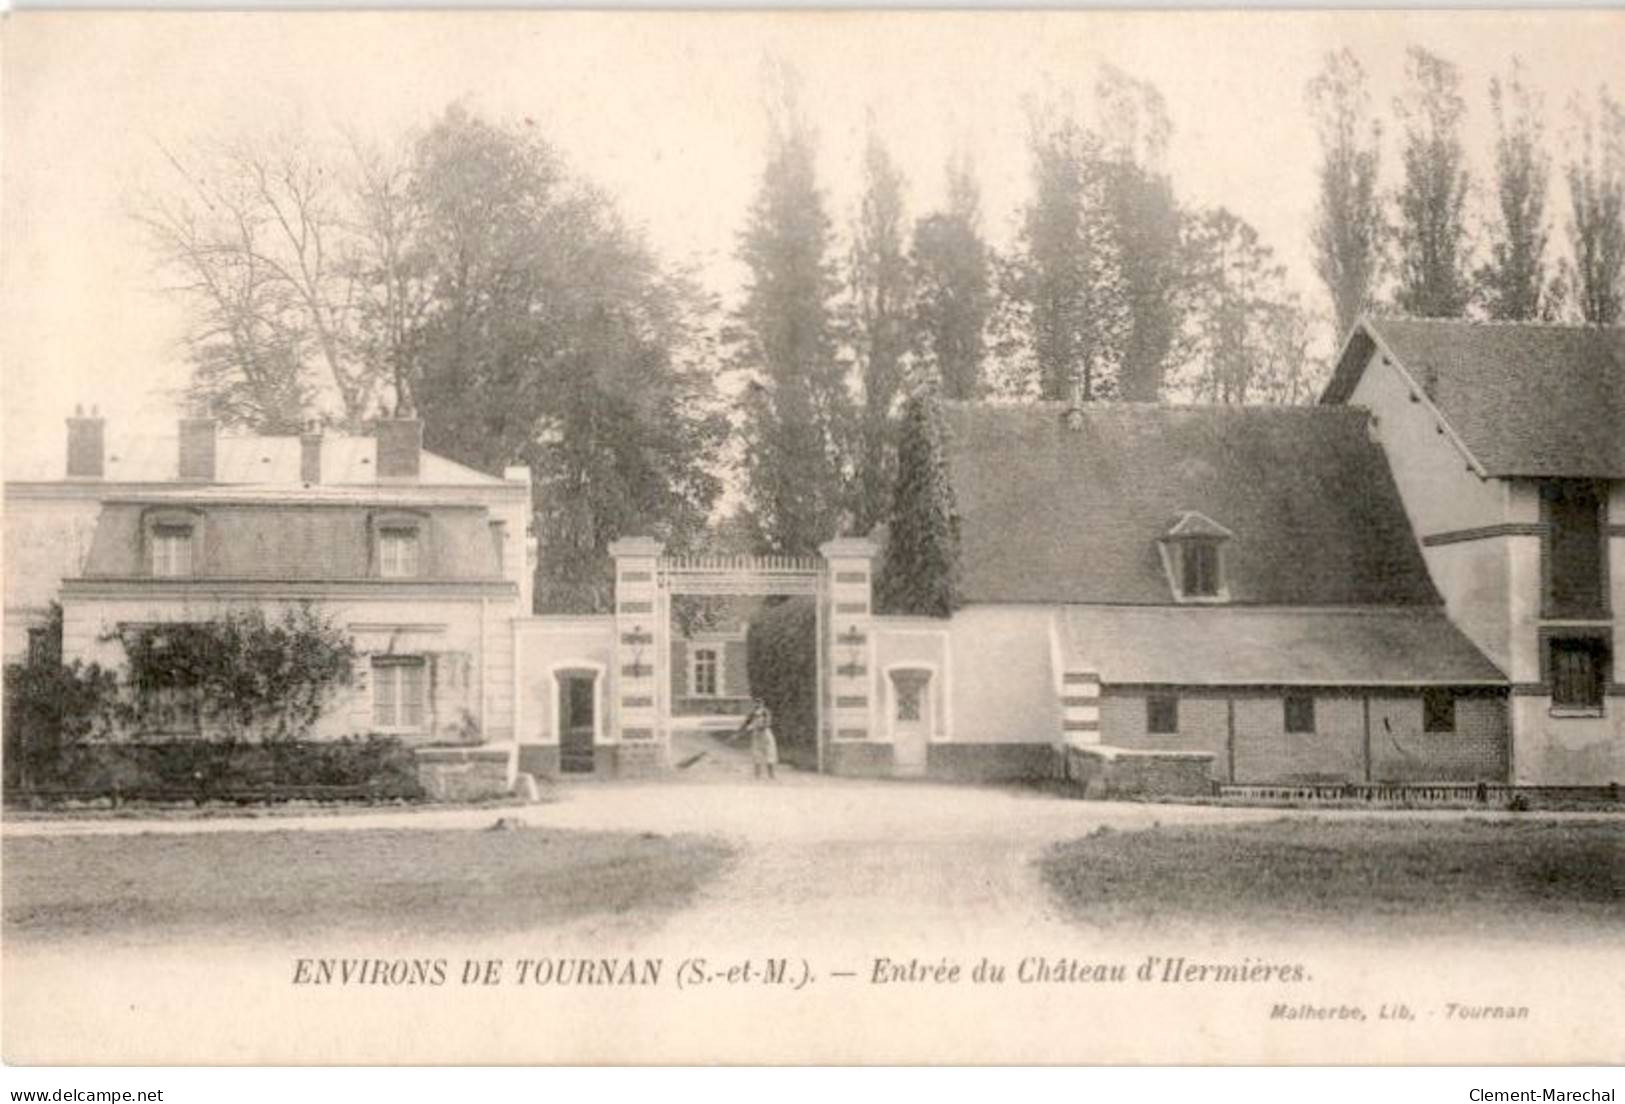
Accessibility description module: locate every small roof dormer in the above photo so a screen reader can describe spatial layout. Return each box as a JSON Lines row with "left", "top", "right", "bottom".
{"left": 1159, "top": 511, "right": 1231, "bottom": 603}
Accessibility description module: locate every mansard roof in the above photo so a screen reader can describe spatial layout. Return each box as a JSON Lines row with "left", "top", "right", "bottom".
{"left": 1324, "top": 317, "right": 1625, "bottom": 479}
{"left": 940, "top": 401, "right": 1441, "bottom": 607}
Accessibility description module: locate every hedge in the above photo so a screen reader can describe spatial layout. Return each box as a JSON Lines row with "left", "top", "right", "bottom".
{"left": 4, "top": 735, "right": 424, "bottom": 805}
{"left": 744, "top": 597, "right": 818, "bottom": 769}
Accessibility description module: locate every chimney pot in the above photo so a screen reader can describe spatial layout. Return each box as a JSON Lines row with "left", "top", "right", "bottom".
{"left": 178, "top": 418, "right": 217, "bottom": 482}
{"left": 66, "top": 407, "right": 106, "bottom": 479}
{"left": 376, "top": 419, "right": 422, "bottom": 481}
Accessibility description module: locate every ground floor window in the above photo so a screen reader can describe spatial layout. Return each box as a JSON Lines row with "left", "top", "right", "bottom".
{"left": 372, "top": 657, "right": 427, "bottom": 730}
{"left": 1422, "top": 688, "right": 1456, "bottom": 733}
{"left": 1146, "top": 694, "right": 1178, "bottom": 735}
{"left": 1284, "top": 694, "right": 1316, "bottom": 734}
{"left": 689, "top": 646, "right": 720, "bottom": 697}
{"left": 1549, "top": 635, "right": 1609, "bottom": 713}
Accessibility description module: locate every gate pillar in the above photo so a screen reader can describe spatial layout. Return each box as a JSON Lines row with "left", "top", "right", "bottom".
{"left": 820, "top": 537, "right": 879, "bottom": 767}
{"left": 609, "top": 536, "right": 666, "bottom": 772}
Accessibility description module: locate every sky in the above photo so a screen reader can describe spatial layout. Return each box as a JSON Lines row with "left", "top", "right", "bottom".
{"left": 3, "top": 9, "right": 1621, "bottom": 475}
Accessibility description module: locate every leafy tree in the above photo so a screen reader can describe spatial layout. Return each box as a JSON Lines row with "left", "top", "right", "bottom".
{"left": 999, "top": 106, "right": 1129, "bottom": 402}
{"left": 407, "top": 107, "right": 725, "bottom": 612}
{"left": 1179, "top": 208, "right": 1320, "bottom": 404}
{"left": 1563, "top": 86, "right": 1625, "bottom": 325}
{"left": 138, "top": 135, "right": 400, "bottom": 430}
{"left": 1477, "top": 61, "right": 1560, "bottom": 320}
{"left": 876, "top": 390, "right": 960, "bottom": 618}
{"left": 731, "top": 80, "right": 853, "bottom": 554}
{"left": 1307, "top": 48, "right": 1386, "bottom": 342}
{"left": 1392, "top": 47, "right": 1473, "bottom": 318}
{"left": 847, "top": 130, "right": 915, "bottom": 536}
{"left": 1096, "top": 66, "right": 1185, "bottom": 401}
{"left": 912, "top": 154, "right": 991, "bottom": 401}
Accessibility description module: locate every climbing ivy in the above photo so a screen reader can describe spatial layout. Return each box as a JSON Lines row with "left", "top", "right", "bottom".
{"left": 115, "top": 605, "right": 357, "bottom": 741}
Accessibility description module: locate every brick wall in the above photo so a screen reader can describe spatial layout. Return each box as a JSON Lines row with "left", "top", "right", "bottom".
{"left": 1101, "top": 686, "right": 1510, "bottom": 785}
{"left": 1100, "top": 692, "right": 1229, "bottom": 778}
{"left": 1369, "top": 694, "right": 1507, "bottom": 782}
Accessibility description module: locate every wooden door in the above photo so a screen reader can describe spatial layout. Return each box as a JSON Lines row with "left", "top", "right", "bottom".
{"left": 891, "top": 669, "right": 932, "bottom": 777}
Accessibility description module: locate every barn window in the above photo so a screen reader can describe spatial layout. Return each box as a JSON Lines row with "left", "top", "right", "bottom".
{"left": 1284, "top": 694, "right": 1316, "bottom": 734}
{"left": 1146, "top": 694, "right": 1179, "bottom": 735}
{"left": 1423, "top": 688, "right": 1456, "bottom": 733}
{"left": 1549, "top": 635, "right": 1608, "bottom": 713}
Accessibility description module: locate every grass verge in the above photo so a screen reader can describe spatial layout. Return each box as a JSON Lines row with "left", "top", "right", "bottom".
{"left": 4, "top": 826, "right": 732, "bottom": 942}
{"left": 1041, "top": 816, "right": 1623, "bottom": 939}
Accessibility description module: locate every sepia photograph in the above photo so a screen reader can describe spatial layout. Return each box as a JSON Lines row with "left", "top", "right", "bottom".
{"left": 1, "top": 8, "right": 1621, "bottom": 1070}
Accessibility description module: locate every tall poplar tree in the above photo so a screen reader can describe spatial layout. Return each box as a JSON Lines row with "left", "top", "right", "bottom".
{"left": 1477, "top": 60, "right": 1558, "bottom": 320}
{"left": 731, "top": 83, "right": 852, "bottom": 554}
{"left": 1392, "top": 47, "right": 1473, "bottom": 318}
{"left": 1000, "top": 107, "right": 1128, "bottom": 402}
{"left": 912, "top": 155, "right": 991, "bottom": 401}
{"left": 1096, "top": 66, "right": 1184, "bottom": 401}
{"left": 1307, "top": 48, "right": 1386, "bottom": 342}
{"left": 1564, "top": 86, "right": 1625, "bottom": 325}
{"left": 848, "top": 130, "right": 915, "bottom": 536}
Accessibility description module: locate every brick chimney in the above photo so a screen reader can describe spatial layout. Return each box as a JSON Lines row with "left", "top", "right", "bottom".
{"left": 300, "top": 421, "right": 324, "bottom": 485}
{"left": 178, "top": 417, "right": 217, "bottom": 482}
{"left": 375, "top": 419, "right": 421, "bottom": 480}
{"left": 65, "top": 404, "right": 105, "bottom": 479}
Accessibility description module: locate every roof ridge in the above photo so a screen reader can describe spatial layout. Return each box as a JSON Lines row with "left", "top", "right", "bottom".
{"left": 1368, "top": 314, "right": 1622, "bottom": 332}
{"left": 942, "top": 399, "right": 1364, "bottom": 414}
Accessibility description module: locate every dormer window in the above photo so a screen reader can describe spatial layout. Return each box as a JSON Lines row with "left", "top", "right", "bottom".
{"left": 1159, "top": 511, "right": 1232, "bottom": 603}
{"left": 142, "top": 508, "right": 205, "bottom": 579}
{"left": 378, "top": 528, "right": 420, "bottom": 578}
{"left": 1181, "top": 540, "right": 1220, "bottom": 597}
{"left": 151, "top": 524, "right": 195, "bottom": 577}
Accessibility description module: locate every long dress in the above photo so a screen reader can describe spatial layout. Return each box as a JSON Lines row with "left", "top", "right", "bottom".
{"left": 751, "top": 716, "right": 779, "bottom": 768}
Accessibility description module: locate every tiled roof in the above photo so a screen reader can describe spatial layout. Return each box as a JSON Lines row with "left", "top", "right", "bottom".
{"left": 941, "top": 402, "right": 1440, "bottom": 606}
{"left": 1325, "top": 317, "right": 1625, "bottom": 478}
{"left": 1061, "top": 606, "right": 1505, "bottom": 685}
{"left": 6, "top": 434, "right": 506, "bottom": 486}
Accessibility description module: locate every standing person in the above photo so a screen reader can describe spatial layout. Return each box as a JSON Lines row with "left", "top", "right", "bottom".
{"left": 743, "top": 699, "right": 779, "bottom": 780}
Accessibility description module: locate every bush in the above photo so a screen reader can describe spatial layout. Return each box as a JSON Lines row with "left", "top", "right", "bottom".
{"left": 3, "top": 604, "right": 120, "bottom": 789}
{"left": 8, "top": 735, "right": 423, "bottom": 804}
{"left": 744, "top": 597, "right": 818, "bottom": 768}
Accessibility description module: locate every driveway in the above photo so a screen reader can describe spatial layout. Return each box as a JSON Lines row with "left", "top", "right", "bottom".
{"left": 7, "top": 775, "right": 1617, "bottom": 1065}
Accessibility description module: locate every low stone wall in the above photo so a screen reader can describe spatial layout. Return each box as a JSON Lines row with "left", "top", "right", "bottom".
{"left": 827, "top": 741, "right": 895, "bottom": 778}
{"left": 517, "top": 745, "right": 560, "bottom": 779}
{"left": 413, "top": 743, "right": 518, "bottom": 801}
{"left": 1064, "top": 745, "right": 1215, "bottom": 799}
{"left": 928, "top": 742, "right": 1058, "bottom": 782}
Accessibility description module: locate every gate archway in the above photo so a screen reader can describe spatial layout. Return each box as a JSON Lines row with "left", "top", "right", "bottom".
{"left": 608, "top": 536, "right": 877, "bottom": 773}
